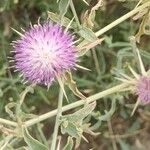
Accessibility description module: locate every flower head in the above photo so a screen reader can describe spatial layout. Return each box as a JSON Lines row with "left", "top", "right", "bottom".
{"left": 136, "top": 76, "right": 150, "bottom": 104}
{"left": 12, "top": 22, "right": 76, "bottom": 85}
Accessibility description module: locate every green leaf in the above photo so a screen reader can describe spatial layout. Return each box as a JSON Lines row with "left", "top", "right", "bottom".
{"left": 5, "top": 102, "right": 17, "bottom": 119}
{"left": 62, "top": 102, "right": 96, "bottom": 123}
{"left": 118, "top": 139, "right": 131, "bottom": 150}
{"left": 63, "top": 136, "right": 74, "bottom": 150}
{"left": 47, "top": 11, "right": 77, "bottom": 29}
{"left": 23, "top": 128, "right": 48, "bottom": 150}
{"left": 19, "top": 85, "right": 34, "bottom": 104}
{"left": 60, "top": 102, "right": 96, "bottom": 143}
{"left": 98, "top": 99, "right": 116, "bottom": 121}
{"left": 61, "top": 121, "right": 82, "bottom": 138}
{"left": 79, "top": 26, "right": 97, "bottom": 42}
{"left": 64, "top": 71, "right": 86, "bottom": 99}
{"left": 83, "top": 0, "right": 102, "bottom": 28}
{"left": 135, "top": 10, "right": 150, "bottom": 43}
{"left": 59, "top": 0, "right": 70, "bottom": 18}
{"left": 77, "top": 38, "right": 104, "bottom": 57}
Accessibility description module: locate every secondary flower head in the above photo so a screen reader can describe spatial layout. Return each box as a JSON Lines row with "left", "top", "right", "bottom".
{"left": 12, "top": 21, "right": 76, "bottom": 85}
{"left": 136, "top": 76, "right": 150, "bottom": 104}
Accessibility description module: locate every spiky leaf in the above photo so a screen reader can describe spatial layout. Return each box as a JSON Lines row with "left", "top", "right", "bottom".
{"left": 23, "top": 128, "right": 48, "bottom": 150}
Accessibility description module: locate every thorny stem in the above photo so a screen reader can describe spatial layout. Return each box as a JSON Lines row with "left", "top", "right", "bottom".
{"left": 50, "top": 86, "right": 64, "bottom": 150}
{"left": 25, "top": 82, "right": 128, "bottom": 127}
{"left": 0, "top": 83, "right": 128, "bottom": 128}
{"left": 95, "top": 1, "right": 150, "bottom": 37}
{"left": 0, "top": 82, "right": 131, "bottom": 128}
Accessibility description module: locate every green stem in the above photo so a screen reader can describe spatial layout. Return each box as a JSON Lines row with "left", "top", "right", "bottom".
{"left": 0, "top": 118, "right": 17, "bottom": 127}
{"left": 25, "top": 82, "right": 128, "bottom": 127}
{"left": 95, "top": 1, "right": 150, "bottom": 37}
{"left": 50, "top": 87, "right": 64, "bottom": 150}
{"left": 0, "top": 135, "right": 13, "bottom": 150}
{"left": 70, "top": 0, "right": 81, "bottom": 28}
{"left": 0, "top": 82, "right": 129, "bottom": 128}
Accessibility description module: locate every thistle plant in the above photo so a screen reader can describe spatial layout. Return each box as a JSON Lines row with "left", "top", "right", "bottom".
{"left": 116, "top": 36, "right": 150, "bottom": 115}
{"left": 0, "top": 0, "right": 150, "bottom": 150}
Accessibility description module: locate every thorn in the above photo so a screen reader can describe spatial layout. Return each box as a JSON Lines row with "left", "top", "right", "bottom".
{"left": 38, "top": 17, "right": 41, "bottom": 25}
{"left": 11, "top": 27, "right": 23, "bottom": 36}
{"left": 81, "top": 135, "right": 89, "bottom": 143}
{"left": 82, "top": 0, "right": 89, "bottom": 5}
{"left": 8, "top": 66, "right": 15, "bottom": 69}
{"left": 7, "top": 56, "right": 13, "bottom": 59}
{"left": 135, "top": 0, "right": 143, "bottom": 8}
{"left": 21, "top": 27, "right": 25, "bottom": 32}
{"left": 21, "top": 78, "right": 26, "bottom": 83}
{"left": 14, "top": 69, "right": 19, "bottom": 72}
{"left": 76, "top": 64, "right": 91, "bottom": 71}
{"left": 23, "top": 80, "right": 28, "bottom": 85}
{"left": 30, "top": 22, "right": 33, "bottom": 28}
{"left": 118, "top": 87, "right": 133, "bottom": 92}
{"left": 131, "top": 99, "right": 140, "bottom": 116}
{"left": 57, "top": 76, "right": 68, "bottom": 102}
{"left": 10, "top": 51, "right": 15, "bottom": 53}
{"left": 72, "top": 39, "right": 81, "bottom": 45}
{"left": 130, "top": 36, "right": 146, "bottom": 76}
{"left": 19, "top": 74, "right": 23, "bottom": 77}
{"left": 128, "top": 66, "right": 139, "bottom": 79}
{"left": 115, "top": 77, "right": 129, "bottom": 83}
{"left": 65, "top": 17, "right": 75, "bottom": 33}
{"left": 33, "top": 24, "right": 39, "bottom": 28}
{"left": 47, "top": 84, "right": 50, "bottom": 91}
{"left": 119, "top": 72, "right": 133, "bottom": 80}
{"left": 9, "top": 60, "right": 15, "bottom": 62}
{"left": 137, "top": 49, "right": 147, "bottom": 76}
{"left": 11, "top": 40, "right": 18, "bottom": 43}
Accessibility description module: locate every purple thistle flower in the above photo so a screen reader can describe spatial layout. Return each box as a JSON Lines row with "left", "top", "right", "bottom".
{"left": 136, "top": 76, "right": 150, "bottom": 104}
{"left": 12, "top": 22, "right": 76, "bottom": 85}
